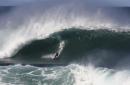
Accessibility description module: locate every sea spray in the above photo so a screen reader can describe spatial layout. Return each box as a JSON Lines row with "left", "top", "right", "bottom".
{"left": 0, "top": 64, "right": 129, "bottom": 85}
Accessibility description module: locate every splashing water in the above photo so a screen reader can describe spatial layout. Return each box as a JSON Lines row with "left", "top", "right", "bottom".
{"left": 71, "top": 64, "right": 130, "bottom": 85}
{"left": 0, "top": 1, "right": 129, "bottom": 85}
{"left": 0, "top": 64, "right": 129, "bottom": 85}
{"left": 42, "top": 41, "right": 65, "bottom": 59}
{"left": 0, "top": 1, "right": 130, "bottom": 58}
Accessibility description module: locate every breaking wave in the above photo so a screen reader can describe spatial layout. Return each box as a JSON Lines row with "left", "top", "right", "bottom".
{"left": 0, "top": 64, "right": 130, "bottom": 85}
{"left": 0, "top": 28, "right": 129, "bottom": 69}
{"left": 0, "top": 1, "right": 130, "bottom": 85}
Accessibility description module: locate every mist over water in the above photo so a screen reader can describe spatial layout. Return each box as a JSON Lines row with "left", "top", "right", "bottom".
{"left": 0, "top": 3, "right": 130, "bottom": 58}
{"left": 0, "top": 0, "right": 130, "bottom": 85}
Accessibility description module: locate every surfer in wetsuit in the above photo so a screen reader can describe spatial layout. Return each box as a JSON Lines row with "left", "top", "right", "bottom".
{"left": 53, "top": 41, "right": 65, "bottom": 60}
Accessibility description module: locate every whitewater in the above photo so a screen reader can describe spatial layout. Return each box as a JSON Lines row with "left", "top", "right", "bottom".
{"left": 0, "top": 0, "right": 130, "bottom": 85}
{"left": 0, "top": 1, "right": 130, "bottom": 59}
{"left": 0, "top": 64, "right": 130, "bottom": 85}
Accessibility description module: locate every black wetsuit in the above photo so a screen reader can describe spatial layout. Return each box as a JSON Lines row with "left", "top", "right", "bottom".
{"left": 53, "top": 53, "right": 59, "bottom": 60}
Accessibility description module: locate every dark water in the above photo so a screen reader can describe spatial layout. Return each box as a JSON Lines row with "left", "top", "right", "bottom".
{"left": 0, "top": 27, "right": 130, "bottom": 84}
{"left": 4, "top": 28, "right": 128, "bottom": 68}
{"left": 0, "top": 2, "right": 130, "bottom": 85}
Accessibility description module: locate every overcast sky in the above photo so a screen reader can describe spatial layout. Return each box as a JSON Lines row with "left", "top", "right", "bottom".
{"left": 0, "top": 0, "right": 37, "bottom": 6}
{"left": 0, "top": 0, "right": 130, "bottom": 6}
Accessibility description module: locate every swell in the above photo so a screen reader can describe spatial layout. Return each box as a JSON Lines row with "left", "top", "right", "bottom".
{"left": 4, "top": 28, "right": 130, "bottom": 68}
{"left": 1, "top": 5, "right": 130, "bottom": 59}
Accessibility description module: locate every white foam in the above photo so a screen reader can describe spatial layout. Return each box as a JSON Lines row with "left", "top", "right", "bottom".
{"left": 58, "top": 41, "right": 65, "bottom": 52}
{"left": 0, "top": 1, "right": 130, "bottom": 58}
{"left": 0, "top": 64, "right": 130, "bottom": 85}
{"left": 70, "top": 64, "right": 130, "bottom": 85}
{"left": 42, "top": 41, "right": 65, "bottom": 59}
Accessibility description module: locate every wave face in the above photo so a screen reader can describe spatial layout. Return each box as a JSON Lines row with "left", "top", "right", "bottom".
{"left": 0, "top": 5, "right": 130, "bottom": 59}
{"left": 0, "top": 1, "right": 130, "bottom": 85}
{"left": 7, "top": 28, "right": 129, "bottom": 68}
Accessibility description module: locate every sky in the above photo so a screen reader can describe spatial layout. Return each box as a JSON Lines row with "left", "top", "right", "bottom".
{"left": 0, "top": 0, "right": 130, "bottom": 6}
{"left": 0, "top": 0, "right": 37, "bottom": 6}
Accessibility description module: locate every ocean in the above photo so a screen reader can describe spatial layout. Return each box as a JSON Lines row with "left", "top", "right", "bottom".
{"left": 0, "top": 0, "right": 130, "bottom": 85}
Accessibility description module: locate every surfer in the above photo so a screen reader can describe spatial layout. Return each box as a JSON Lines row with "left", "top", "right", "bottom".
{"left": 53, "top": 41, "right": 65, "bottom": 60}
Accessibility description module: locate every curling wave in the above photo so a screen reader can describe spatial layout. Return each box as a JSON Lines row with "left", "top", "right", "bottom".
{"left": 0, "top": 28, "right": 129, "bottom": 68}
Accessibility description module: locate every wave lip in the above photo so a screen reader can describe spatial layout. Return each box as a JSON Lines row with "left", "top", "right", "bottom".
{"left": 0, "top": 29, "right": 130, "bottom": 68}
